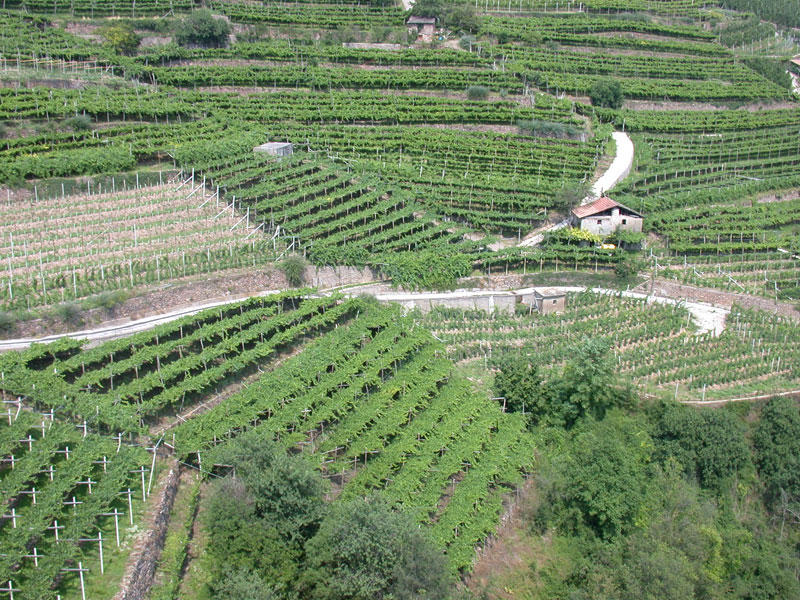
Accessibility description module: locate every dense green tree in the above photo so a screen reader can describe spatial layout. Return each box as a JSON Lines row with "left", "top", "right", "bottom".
{"left": 550, "top": 337, "right": 633, "bottom": 428}
{"left": 175, "top": 9, "right": 231, "bottom": 48}
{"left": 99, "top": 22, "right": 140, "bottom": 55}
{"left": 589, "top": 79, "right": 624, "bottom": 109}
{"left": 205, "top": 478, "right": 300, "bottom": 594}
{"left": 302, "top": 497, "right": 450, "bottom": 600}
{"left": 411, "top": 0, "right": 477, "bottom": 32}
{"left": 552, "top": 182, "right": 589, "bottom": 213}
{"left": 652, "top": 402, "right": 751, "bottom": 490}
{"left": 493, "top": 353, "right": 543, "bottom": 415}
{"left": 729, "top": 538, "right": 800, "bottom": 600}
{"left": 561, "top": 414, "right": 651, "bottom": 539}
{"left": 753, "top": 397, "right": 800, "bottom": 504}
{"left": 212, "top": 433, "right": 328, "bottom": 542}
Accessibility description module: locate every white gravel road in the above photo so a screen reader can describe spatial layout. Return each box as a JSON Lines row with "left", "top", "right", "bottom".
{"left": 592, "top": 131, "right": 634, "bottom": 197}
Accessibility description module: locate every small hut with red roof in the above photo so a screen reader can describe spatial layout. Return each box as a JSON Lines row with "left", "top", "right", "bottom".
{"left": 571, "top": 196, "right": 643, "bottom": 236}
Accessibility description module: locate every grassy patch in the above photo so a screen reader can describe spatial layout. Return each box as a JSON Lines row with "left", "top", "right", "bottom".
{"left": 150, "top": 471, "right": 202, "bottom": 600}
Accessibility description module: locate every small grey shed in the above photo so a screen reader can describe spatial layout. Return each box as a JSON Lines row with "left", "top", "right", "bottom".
{"left": 532, "top": 288, "right": 566, "bottom": 315}
{"left": 254, "top": 142, "right": 293, "bottom": 158}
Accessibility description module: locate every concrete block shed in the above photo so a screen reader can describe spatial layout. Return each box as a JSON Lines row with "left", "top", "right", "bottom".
{"left": 528, "top": 288, "right": 566, "bottom": 315}
{"left": 254, "top": 142, "right": 293, "bottom": 157}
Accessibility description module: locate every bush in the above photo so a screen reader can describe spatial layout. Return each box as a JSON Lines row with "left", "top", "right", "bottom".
{"left": 53, "top": 302, "right": 83, "bottom": 326}
{"left": 458, "top": 34, "right": 476, "bottom": 50}
{"left": 174, "top": 9, "right": 231, "bottom": 48}
{"left": 278, "top": 255, "right": 307, "bottom": 287}
{"left": 589, "top": 79, "right": 624, "bottom": 109}
{"left": 64, "top": 115, "right": 93, "bottom": 132}
{"left": 83, "top": 289, "right": 130, "bottom": 313}
{"left": 466, "top": 85, "right": 489, "bottom": 100}
{"left": 614, "top": 254, "right": 644, "bottom": 279}
{"left": 0, "top": 310, "right": 18, "bottom": 332}
{"left": 517, "top": 119, "right": 583, "bottom": 140}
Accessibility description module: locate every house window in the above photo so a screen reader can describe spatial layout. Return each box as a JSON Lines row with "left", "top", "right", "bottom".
{"left": 622, "top": 219, "right": 627, "bottom": 225}
{"left": 553, "top": 299, "right": 557, "bottom": 304}
{"left": 597, "top": 219, "right": 602, "bottom": 225}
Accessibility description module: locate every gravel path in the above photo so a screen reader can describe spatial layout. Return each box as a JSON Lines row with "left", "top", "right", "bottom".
{"left": 374, "top": 285, "right": 728, "bottom": 336}
{"left": 593, "top": 131, "right": 634, "bottom": 197}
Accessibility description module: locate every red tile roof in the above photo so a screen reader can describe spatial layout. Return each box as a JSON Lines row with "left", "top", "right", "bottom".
{"left": 572, "top": 196, "right": 618, "bottom": 219}
{"left": 572, "top": 196, "right": 644, "bottom": 219}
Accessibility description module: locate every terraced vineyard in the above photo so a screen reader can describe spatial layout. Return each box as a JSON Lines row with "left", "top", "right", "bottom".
{"left": 0, "top": 295, "right": 534, "bottom": 575}
{"left": 1, "top": 0, "right": 799, "bottom": 596}
{"left": 197, "top": 152, "right": 478, "bottom": 263}
{"left": 423, "top": 291, "right": 800, "bottom": 402}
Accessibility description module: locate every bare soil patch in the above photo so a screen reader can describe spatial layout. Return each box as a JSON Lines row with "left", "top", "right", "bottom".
{"left": 623, "top": 99, "right": 799, "bottom": 111}
{"left": 2, "top": 266, "right": 289, "bottom": 340}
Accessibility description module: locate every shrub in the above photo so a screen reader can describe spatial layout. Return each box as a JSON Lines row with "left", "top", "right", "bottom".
{"left": 278, "top": 255, "right": 307, "bottom": 287}
{"left": 174, "top": 9, "right": 231, "bottom": 48}
{"left": 0, "top": 310, "right": 18, "bottom": 332}
{"left": 458, "top": 34, "right": 476, "bottom": 50}
{"left": 589, "top": 79, "right": 624, "bottom": 109}
{"left": 64, "top": 115, "right": 93, "bottom": 132}
{"left": 518, "top": 119, "right": 583, "bottom": 140}
{"left": 53, "top": 302, "right": 83, "bottom": 326}
{"left": 466, "top": 85, "right": 489, "bottom": 100}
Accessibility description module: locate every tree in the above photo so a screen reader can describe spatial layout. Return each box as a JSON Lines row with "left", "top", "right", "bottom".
{"left": 549, "top": 337, "right": 633, "bottom": 428}
{"left": 753, "top": 397, "right": 800, "bottom": 505}
{"left": 205, "top": 478, "right": 301, "bottom": 595}
{"left": 212, "top": 432, "right": 328, "bottom": 542}
{"left": 175, "top": 9, "right": 231, "bottom": 48}
{"left": 493, "top": 353, "right": 544, "bottom": 415}
{"left": 552, "top": 182, "right": 589, "bottom": 213}
{"left": 99, "top": 23, "right": 140, "bottom": 55}
{"left": 411, "top": 0, "right": 477, "bottom": 33}
{"left": 589, "top": 79, "right": 624, "bottom": 109}
{"left": 651, "top": 401, "right": 751, "bottom": 490}
{"left": 302, "top": 497, "right": 450, "bottom": 600}
{"left": 561, "top": 414, "right": 651, "bottom": 539}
